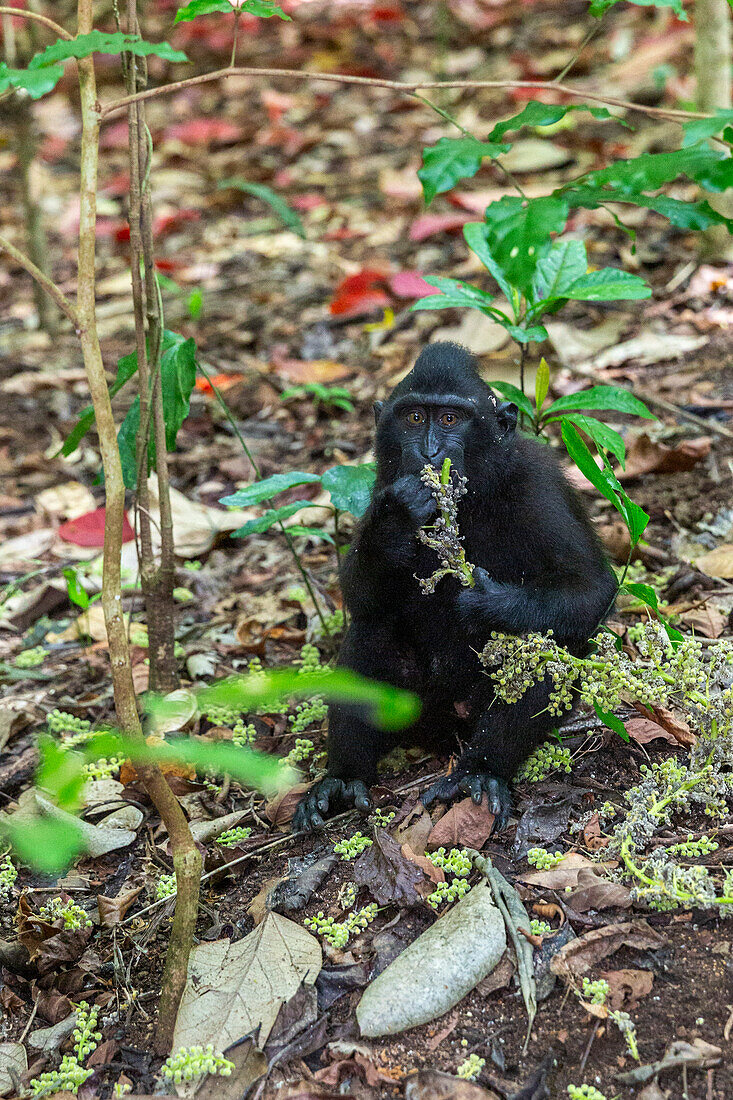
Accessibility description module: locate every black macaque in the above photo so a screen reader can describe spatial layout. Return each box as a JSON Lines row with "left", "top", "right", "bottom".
{"left": 293, "top": 342, "right": 617, "bottom": 832}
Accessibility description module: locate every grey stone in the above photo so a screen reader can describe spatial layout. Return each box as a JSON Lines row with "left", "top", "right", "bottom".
{"left": 357, "top": 883, "right": 506, "bottom": 1037}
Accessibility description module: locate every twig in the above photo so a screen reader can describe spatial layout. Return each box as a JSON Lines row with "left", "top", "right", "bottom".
{"left": 566, "top": 359, "right": 733, "bottom": 439}
{"left": 0, "top": 6, "right": 71, "bottom": 39}
{"left": 0, "top": 234, "right": 78, "bottom": 327}
{"left": 100, "top": 69, "right": 714, "bottom": 122}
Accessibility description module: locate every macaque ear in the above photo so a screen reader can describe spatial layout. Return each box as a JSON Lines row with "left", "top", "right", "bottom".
{"left": 497, "top": 400, "right": 518, "bottom": 439}
{"left": 373, "top": 401, "right": 384, "bottom": 426}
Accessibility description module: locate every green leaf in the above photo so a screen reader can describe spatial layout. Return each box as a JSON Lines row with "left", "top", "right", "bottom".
{"left": 418, "top": 136, "right": 510, "bottom": 205}
{"left": 231, "top": 501, "right": 319, "bottom": 538}
{"left": 463, "top": 221, "right": 515, "bottom": 301}
{"left": 175, "top": 0, "right": 235, "bottom": 20}
{"left": 553, "top": 413, "right": 626, "bottom": 467}
{"left": 220, "top": 472, "right": 322, "bottom": 507}
{"left": 322, "top": 463, "right": 376, "bottom": 517}
{"left": 61, "top": 348, "right": 140, "bottom": 457}
{"left": 573, "top": 145, "right": 733, "bottom": 197}
{"left": 488, "top": 380, "right": 535, "bottom": 420}
{"left": 561, "top": 419, "right": 649, "bottom": 545}
{"left": 63, "top": 568, "right": 91, "bottom": 610}
{"left": 593, "top": 702, "right": 629, "bottom": 741}
{"left": 160, "top": 332, "right": 197, "bottom": 453}
{"left": 563, "top": 267, "right": 651, "bottom": 302}
{"left": 589, "top": 0, "right": 687, "bottom": 20}
{"left": 483, "top": 195, "right": 568, "bottom": 293}
{"left": 29, "top": 31, "right": 188, "bottom": 68}
{"left": 545, "top": 384, "right": 654, "bottom": 419}
{"left": 219, "top": 178, "right": 305, "bottom": 237}
{"left": 563, "top": 185, "right": 733, "bottom": 233}
{"left": 488, "top": 100, "right": 625, "bottom": 142}
{"left": 237, "top": 0, "right": 290, "bottom": 14}
{"left": 217, "top": 473, "right": 319, "bottom": 506}
{"left": 682, "top": 108, "right": 733, "bottom": 147}
{"left": 287, "top": 525, "right": 335, "bottom": 544}
{"left": 504, "top": 323, "right": 549, "bottom": 344}
{"left": 535, "top": 357, "right": 550, "bottom": 412}
{"left": 36, "top": 737, "right": 86, "bottom": 813}
{"left": 410, "top": 275, "right": 496, "bottom": 312}
{"left": 531, "top": 239, "right": 588, "bottom": 302}
{"left": 0, "top": 816, "right": 84, "bottom": 875}
{"left": 0, "top": 61, "right": 64, "bottom": 98}
{"left": 622, "top": 581, "right": 683, "bottom": 643}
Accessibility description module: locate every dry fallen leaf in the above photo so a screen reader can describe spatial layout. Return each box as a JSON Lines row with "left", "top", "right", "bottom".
{"left": 624, "top": 717, "right": 678, "bottom": 745}
{"left": 600, "top": 967, "right": 653, "bottom": 1010}
{"left": 550, "top": 920, "right": 666, "bottom": 983}
{"left": 620, "top": 433, "right": 711, "bottom": 480}
{"left": 695, "top": 544, "right": 733, "bottom": 579}
{"left": 426, "top": 795, "right": 495, "bottom": 850}
{"left": 677, "top": 602, "right": 727, "bottom": 638}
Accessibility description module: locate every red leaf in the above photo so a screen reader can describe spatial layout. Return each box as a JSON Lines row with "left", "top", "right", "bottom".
{"left": 330, "top": 269, "right": 390, "bottom": 317}
{"left": 389, "top": 271, "right": 436, "bottom": 298}
{"left": 164, "top": 118, "right": 242, "bottom": 146}
{"left": 153, "top": 208, "right": 201, "bottom": 237}
{"left": 408, "top": 213, "right": 473, "bottom": 242}
{"left": 58, "top": 507, "right": 135, "bottom": 547}
{"left": 194, "top": 372, "right": 245, "bottom": 395}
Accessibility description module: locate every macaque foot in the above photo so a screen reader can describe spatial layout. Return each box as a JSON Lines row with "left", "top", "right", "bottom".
{"left": 292, "top": 777, "right": 372, "bottom": 832}
{"left": 421, "top": 771, "right": 512, "bottom": 831}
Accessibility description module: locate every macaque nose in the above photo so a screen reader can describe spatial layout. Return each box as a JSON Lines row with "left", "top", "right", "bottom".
{"left": 421, "top": 430, "right": 441, "bottom": 461}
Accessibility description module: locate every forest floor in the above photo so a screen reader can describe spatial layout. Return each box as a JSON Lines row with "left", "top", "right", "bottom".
{"left": 2, "top": 1, "right": 733, "bottom": 1098}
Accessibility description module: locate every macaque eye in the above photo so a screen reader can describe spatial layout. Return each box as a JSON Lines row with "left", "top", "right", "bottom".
{"left": 404, "top": 409, "right": 425, "bottom": 426}
{"left": 439, "top": 411, "right": 461, "bottom": 427}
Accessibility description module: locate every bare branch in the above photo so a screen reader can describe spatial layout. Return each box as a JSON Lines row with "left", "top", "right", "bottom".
{"left": 0, "top": 6, "right": 72, "bottom": 39}
{"left": 101, "top": 67, "right": 712, "bottom": 123}
{"left": 0, "top": 233, "right": 78, "bottom": 326}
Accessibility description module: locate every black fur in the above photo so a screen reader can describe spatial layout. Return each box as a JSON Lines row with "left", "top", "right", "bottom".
{"left": 293, "top": 343, "right": 617, "bottom": 831}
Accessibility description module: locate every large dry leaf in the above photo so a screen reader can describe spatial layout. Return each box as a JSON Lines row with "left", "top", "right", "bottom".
{"left": 600, "top": 968, "right": 653, "bottom": 1010}
{"left": 517, "top": 852, "right": 601, "bottom": 891}
{"left": 620, "top": 434, "right": 711, "bottom": 480}
{"left": 624, "top": 717, "right": 677, "bottom": 745}
{"left": 426, "top": 796, "right": 495, "bottom": 850}
{"left": 354, "top": 828, "right": 433, "bottom": 905}
{"left": 550, "top": 920, "right": 666, "bottom": 983}
{"left": 0, "top": 1043, "right": 27, "bottom": 1098}
{"left": 677, "top": 602, "right": 727, "bottom": 638}
{"left": 172, "top": 913, "right": 321, "bottom": 1051}
{"left": 566, "top": 868, "right": 632, "bottom": 912}
{"left": 1, "top": 789, "right": 137, "bottom": 858}
{"left": 694, "top": 544, "right": 733, "bottom": 579}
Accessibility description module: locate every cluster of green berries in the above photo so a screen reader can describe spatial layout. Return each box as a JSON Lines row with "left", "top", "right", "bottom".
{"left": 39, "top": 897, "right": 92, "bottom": 930}
{"left": 161, "top": 1046, "right": 234, "bottom": 1082}
{"left": 582, "top": 978, "right": 609, "bottom": 1005}
{"left": 668, "top": 834, "right": 719, "bottom": 858}
{"left": 216, "top": 826, "right": 252, "bottom": 847}
{"left": 517, "top": 742, "right": 572, "bottom": 782}
{"left": 15, "top": 645, "right": 48, "bottom": 668}
{"left": 0, "top": 854, "right": 17, "bottom": 898}
{"left": 282, "top": 740, "right": 315, "bottom": 774}
{"left": 47, "top": 710, "right": 91, "bottom": 737}
{"left": 297, "top": 644, "right": 327, "bottom": 674}
{"left": 289, "top": 698, "right": 328, "bottom": 733}
{"left": 316, "top": 609, "right": 344, "bottom": 638}
{"left": 371, "top": 808, "right": 395, "bottom": 827}
{"left": 73, "top": 1002, "right": 102, "bottom": 1061}
{"left": 527, "top": 848, "right": 564, "bottom": 870}
{"left": 338, "top": 882, "right": 357, "bottom": 910}
{"left": 428, "top": 847, "right": 472, "bottom": 877}
{"left": 204, "top": 705, "right": 240, "bottom": 728}
{"left": 247, "top": 657, "right": 288, "bottom": 714}
{"left": 333, "top": 832, "right": 373, "bottom": 860}
{"left": 156, "top": 874, "right": 177, "bottom": 900}
{"left": 456, "top": 1054, "right": 484, "bottom": 1081}
{"left": 232, "top": 720, "right": 256, "bottom": 746}
{"left": 530, "top": 919, "right": 552, "bottom": 936}
{"left": 567, "top": 1087, "right": 607, "bottom": 1100}
{"left": 426, "top": 879, "right": 471, "bottom": 910}
{"left": 304, "top": 903, "right": 378, "bottom": 948}
{"left": 83, "top": 757, "right": 122, "bottom": 780}
{"left": 30, "top": 1055, "right": 93, "bottom": 1097}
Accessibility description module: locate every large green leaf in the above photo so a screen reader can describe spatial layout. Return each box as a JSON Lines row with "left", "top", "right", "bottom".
{"left": 504, "top": 323, "right": 549, "bottom": 344}
{"left": 418, "top": 137, "right": 510, "bottom": 205}
{"left": 574, "top": 145, "right": 733, "bottom": 196}
{"left": 561, "top": 420, "right": 648, "bottom": 545}
{"left": 0, "top": 61, "right": 63, "bottom": 98}
{"left": 622, "top": 581, "right": 683, "bottom": 643}
{"left": 232, "top": 501, "right": 319, "bottom": 537}
{"left": 29, "top": 31, "right": 187, "bottom": 68}
{"left": 322, "top": 463, "right": 376, "bottom": 517}
{"left": 531, "top": 239, "right": 588, "bottom": 302}
{"left": 117, "top": 397, "right": 141, "bottom": 490}
{"left": 682, "top": 109, "right": 733, "bottom": 147}
{"left": 483, "top": 195, "right": 568, "bottom": 293}
{"left": 488, "top": 380, "right": 535, "bottom": 420}
{"left": 552, "top": 412, "right": 626, "bottom": 467}
{"left": 61, "top": 347, "right": 140, "bottom": 457}
{"left": 589, "top": 0, "right": 687, "bottom": 20}
{"left": 463, "top": 221, "right": 515, "bottom": 301}
{"left": 175, "top": 0, "right": 289, "bottom": 19}
{"left": 563, "top": 267, "right": 651, "bottom": 302}
{"left": 220, "top": 472, "right": 322, "bottom": 508}
{"left": 489, "top": 101, "right": 623, "bottom": 142}
{"left": 218, "top": 178, "right": 305, "bottom": 237}
{"left": 593, "top": 702, "right": 629, "bottom": 741}
{"left": 410, "top": 275, "right": 496, "bottom": 312}
{"left": 563, "top": 184, "right": 733, "bottom": 232}
{"left": 545, "top": 384, "right": 654, "bottom": 419}
{"left": 160, "top": 332, "right": 197, "bottom": 453}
